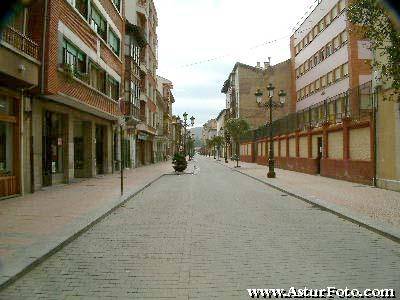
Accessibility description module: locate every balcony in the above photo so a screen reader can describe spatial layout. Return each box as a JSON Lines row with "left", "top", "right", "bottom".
{"left": 1, "top": 26, "right": 39, "bottom": 60}
{"left": 121, "top": 101, "right": 140, "bottom": 121}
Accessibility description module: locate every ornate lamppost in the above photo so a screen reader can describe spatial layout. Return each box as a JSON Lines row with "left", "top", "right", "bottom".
{"left": 179, "top": 113, "right": 195, "bottom": 157}
{"left": 254, "top": 83, "right": 286, "bottom": 178}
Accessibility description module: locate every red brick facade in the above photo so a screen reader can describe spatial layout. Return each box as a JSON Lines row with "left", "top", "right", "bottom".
{"left": 241, "top": 116, "right": 374, "bottom": 185}
{"left": 42, "top": 0, "right": 124, "bottom": 117}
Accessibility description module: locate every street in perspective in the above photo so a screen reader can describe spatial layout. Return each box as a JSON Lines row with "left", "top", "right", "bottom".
{"left": 0, "top": 0, "right": 399, "bottom": 299}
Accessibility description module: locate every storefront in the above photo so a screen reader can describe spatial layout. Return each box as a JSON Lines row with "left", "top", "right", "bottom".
{"left": 0, "top": 93, "right": 20, "bottom": 197}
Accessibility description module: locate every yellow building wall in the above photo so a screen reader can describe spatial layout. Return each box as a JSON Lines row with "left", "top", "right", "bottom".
{"left": 280, "top": 139, "right": 287, "bottom": 157}
{"left": 289, "top": 138, "right": 296, "bottom": 157}
{"left": 349, "top": 127, "right": 371, "bottom": 161}
{"left": 299, "top": 136, "right": 308, "bottom": 158}
{"left": 328, "top": 131, "right": 343, "bottom": 159}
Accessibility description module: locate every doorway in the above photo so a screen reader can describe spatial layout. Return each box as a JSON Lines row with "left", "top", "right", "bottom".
{"left": 42, "top": 111, "right": 65, "bottom": 187}
{"left": 317, "top": 136, "right": 323, "bottom": 174}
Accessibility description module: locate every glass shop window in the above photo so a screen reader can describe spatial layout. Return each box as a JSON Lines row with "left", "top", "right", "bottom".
{"left": 0, "top": 96, "right": 16, "bottom": 176}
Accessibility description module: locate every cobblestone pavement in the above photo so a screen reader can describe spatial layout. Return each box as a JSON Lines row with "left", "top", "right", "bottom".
{"left": 1, "top": 156, "right": 399, "bottom": 299}
{"left": 221, "top": 159, "right": 400, "bottom": 229}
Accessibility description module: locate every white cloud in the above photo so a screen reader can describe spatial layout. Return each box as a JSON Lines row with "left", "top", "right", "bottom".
{"left": 153, "top": 0, "right": 317, "bottom": 125}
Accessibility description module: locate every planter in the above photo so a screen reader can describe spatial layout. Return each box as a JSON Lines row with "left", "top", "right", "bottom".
{"left": 173, "top": 164, "right": 187, "bottom": 172}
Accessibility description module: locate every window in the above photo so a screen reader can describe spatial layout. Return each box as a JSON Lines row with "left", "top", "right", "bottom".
{"left": 313, "top": 26, "right": 319, "bottom": 37}
{"left": 62, "top": 39, "right": 86, "bottom": 74}
{"left": 308, "top": 32, "right": 313, "bottom": 43}
{"left": 300, "top": 64, "right": 304, "bottom": 75}
{"left": 108, "top": 76, "right": 119, "bottom": 100}
{"left": 309, "top": 58, "right": 314, "bottom": 69}
{"left": 327, "top": 71, "right": 334, "bottom": 84}
{"left": 321, "top": 75, "right": 327, "bottom": 87}
{"left": 297, "top": 91, "right": 301, "bottom": 101}
{"left": 112, "top": 0, "right": 121, "bottom": 11}
{"left": 0, "top": 96, "right": 15, "bottom": 176}
{"left": 325, "top": 13, "right": 331, "bottom": 27}
{"left": 319, "top": 48, "right": 325, "bottom": 61}
{"left": 314, "top": 54, "right": 319, "bottom": 66}
{"left": 310, "top": 82, "right": 315, "bottom": 94}
{"left": 315, "top": 78, "right": 320, "bottom": 90}
{"left": 9, "top": 8, "right": 26, "bottom": 34}
{"left": 326, "top": 42, "right": 333, "bottom": 56}
{"left": 89, "top": 62, "right": 106, "bottom": 93}
{"left": 305, "top": 60, "right": 309, "bottom": 72}
{"left": 305, "top": 85, "right": 310, "bottom": 96}
{"left": 296, "top": 68, "right": 300, "bottom": 78}
{"left": 318, "top": 20, "right": 325, "bottom": 32}
{"left": 333, "top": 36, "right": 340, "bottom": 50}
{"left": 338, "top": 0, "right": 346, "bottom": 12}
{"left": 332, "top": 4, "right": 338, "bottom": 19}
{"left": 300, "top": 88, "right": 305, "bottom": 98}
{"left": 341, "top": 30, "right": 348, "bottom": 44}
{"left": 108, "top": 29, "right": 120, "bottom": 56}
{"left": 342, "top": 62, "right": 349, "bottom": 76}
{"left": 90, "top": 5, "right": 107, "bottom": 40}
{"left": 335, "top": 67, "right": 342, "bottom": 81}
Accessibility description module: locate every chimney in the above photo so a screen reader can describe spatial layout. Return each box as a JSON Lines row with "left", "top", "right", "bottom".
{"left": 256, "top": 62, "right": 261, "bottom": 68}
{"left": 264, "top": 57, "right": 272, "bottom": 69}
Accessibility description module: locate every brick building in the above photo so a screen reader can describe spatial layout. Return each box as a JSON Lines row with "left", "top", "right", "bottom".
{"left": 221, "top": 60, "right": 292, "bottom": 130}
{"left": 238, "top": 0, "right": 375, "bottom": 185}
{"left": 126, "top": 0, "right": 159, "bottom": 166}
{"left": 0, "top": 0, "right": 171, "bottom": 198}
{"left": 0, "top": 3, "right": 42, "bottom": 196}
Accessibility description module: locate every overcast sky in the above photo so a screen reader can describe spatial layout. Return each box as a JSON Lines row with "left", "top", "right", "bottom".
{"left": 153, "top": 0, "right": 318, "bottom": 126}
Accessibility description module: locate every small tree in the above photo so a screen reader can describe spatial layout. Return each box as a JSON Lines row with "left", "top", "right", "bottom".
{"left": 205, "top": 139, "right": 211, "bottom": 157}
{"left": 348, "top": 0, "right": 400, "bottom": 98}
{"left": 225, "top": 118, "right": 250, "bottom": 167}
{"left": 213, "top": 136, "right": 224, "bottom": 161}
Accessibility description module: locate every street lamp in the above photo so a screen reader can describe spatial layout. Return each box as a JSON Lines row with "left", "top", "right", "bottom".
{"left": 254, "top": 83, "right": 286, "bottom": 178}
{"left": 179, "top": 112, "right": 195, "bottom": 157}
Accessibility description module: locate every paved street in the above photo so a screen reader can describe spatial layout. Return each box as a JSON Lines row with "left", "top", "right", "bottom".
{"left": 0, "top": 156, "right": 399, "bottom": 299}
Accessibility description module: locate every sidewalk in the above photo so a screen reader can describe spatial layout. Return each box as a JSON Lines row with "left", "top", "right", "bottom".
{"left": 0, "top": 161, "right": 176, "bottom": 288}
{"left": 213, "top": 157, "right": 400, "bottom": 240}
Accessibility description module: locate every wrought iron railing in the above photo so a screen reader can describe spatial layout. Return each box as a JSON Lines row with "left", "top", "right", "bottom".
{"left": 1, "top": 26, "right": 39, "bottom": 59}
{"left": 244, "top": 81, "right": 374, "bottom": 141}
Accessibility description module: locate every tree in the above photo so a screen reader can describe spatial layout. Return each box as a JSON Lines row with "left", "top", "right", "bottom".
{"left": 213, "top": 136, "right": 224, "bottom": 161}
{"left": 205, "top": 139, "right": 212, "bottom": 157}
{"left": 225, "top": 118, "right": 250, "bottom": 167}
{"left": 348, "top": 0, "right": 400, "bottom": 97}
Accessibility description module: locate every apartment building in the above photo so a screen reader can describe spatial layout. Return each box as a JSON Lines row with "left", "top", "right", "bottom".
{"left": 0, "top": 4, "right": 42, "bottom": 196}
{"left": 125, "top": 0, "right": 158, "bottom": 166}
{"left": 221, "top": 60, "right": 292, "bottom": 130}
{"left": 290, "top": 0, "right": 372, "bottom": 120}
{"left": 0, "top": 0, "right": 125, "bottom": 196}
{"left": 157, "top": 75, "right": 174, "bottom": 159}
{"left": 237, "top": 0, "right": 375, "bottom": 184}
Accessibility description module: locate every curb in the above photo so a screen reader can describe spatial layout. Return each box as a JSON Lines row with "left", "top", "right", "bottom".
{"left": 216, "top": 161, "right": 400, "bottom": 243}
{"left": 0, "top": 174, "right": 166, "bottom": 291}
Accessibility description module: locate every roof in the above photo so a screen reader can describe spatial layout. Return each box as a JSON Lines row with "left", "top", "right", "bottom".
{"left": 221, "top": 59, "right": 291, "bottom": 93}
{"left": 216, "top": 109, "right": 228, "bottom": 121}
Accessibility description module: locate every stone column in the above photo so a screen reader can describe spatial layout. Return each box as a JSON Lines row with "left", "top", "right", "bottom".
{"left": 84, "top": 121, "right": 96, "bottom": 177}
{"left": 32, "top": 102, "right": 43, "bottom": 190}
{"left": 64, "top": 113, "right": 74, "bottom": 183}
{"left": 104, "top": 124, "right": 113, "bottom": 174}
{"left": 342, "top": 117, "right": 351, "bottom": 161}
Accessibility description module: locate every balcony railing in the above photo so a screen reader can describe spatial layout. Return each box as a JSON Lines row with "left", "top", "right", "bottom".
{"left": 121, "top": 101, "right": 140, "bottom": 120}
{"left": 249, "top": 81, "right": 375, "bottom": 140}
{"left": 1, "top": 26, "right": 39, "bottom": 60}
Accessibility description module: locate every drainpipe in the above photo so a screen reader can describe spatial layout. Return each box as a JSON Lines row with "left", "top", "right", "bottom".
{"left": 373, "top": 87, "right": 379, "bottom": 187}
{"left": 41, "top": 0, "right": 49, "bottom": 94}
